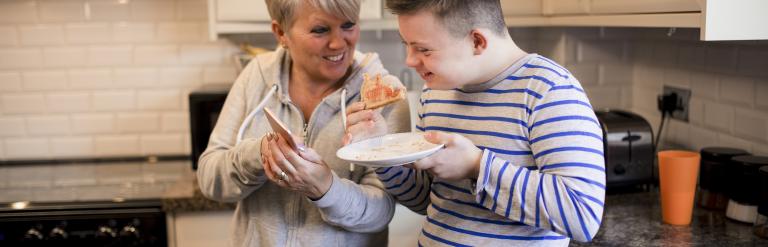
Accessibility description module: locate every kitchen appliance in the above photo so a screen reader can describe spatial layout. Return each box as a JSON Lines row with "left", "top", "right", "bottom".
{"left": 0, "top": 200, "right": 167, "bottom": 246}
{"left": 755, "top": 166, "right": 768, "bottom": 239}
{"left": 189, "top": 84, "right": 231, "bottom": 170}
{"left": 726, "top": 155, "right": 768, "bottom": 223}
{"left": 698, "top": 147, "right": 749, "bottom": 210}
{"left": 595, "top": 109, "right": 654, "bottom": 189}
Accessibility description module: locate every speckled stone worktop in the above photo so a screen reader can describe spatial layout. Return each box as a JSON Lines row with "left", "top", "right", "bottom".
{"left": 0, "top": 161, "right": 233, "bottom": 212}
{"left": 570, "top": 190, "right": 768, "bottom": 247}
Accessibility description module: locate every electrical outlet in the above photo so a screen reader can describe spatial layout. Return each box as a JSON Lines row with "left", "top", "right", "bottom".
{"left": 663, "top": 86, "right": 691, "bottom": 121}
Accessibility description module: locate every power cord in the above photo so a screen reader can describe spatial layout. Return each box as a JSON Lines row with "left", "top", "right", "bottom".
{"left": 655, "top": 92, "right": 680, "bottom": 153}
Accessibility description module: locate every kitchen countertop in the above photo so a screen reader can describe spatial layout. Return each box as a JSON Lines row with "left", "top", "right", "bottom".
{"left": 0, "top": 161, "right": 233, "bottom": 212}
{"left": 571, "top": 189, "right": 768, "bottom": 246}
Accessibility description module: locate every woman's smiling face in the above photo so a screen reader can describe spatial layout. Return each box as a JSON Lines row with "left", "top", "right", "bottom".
{"left": 279, "top": 2, "right": 360, "bottom": 83}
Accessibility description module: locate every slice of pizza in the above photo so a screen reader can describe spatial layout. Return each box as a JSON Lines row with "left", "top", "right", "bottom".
{"left": 361, "top": 73, "right": 406, "bottom": 109}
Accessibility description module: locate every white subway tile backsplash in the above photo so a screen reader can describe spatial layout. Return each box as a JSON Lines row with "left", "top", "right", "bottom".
{"left": 0, "top": 26, "right": 18, "bottom": 45}
{"left": 53, "top": 164, "right": 96, "bottom": 186}
{"left": 44, "top": 47, "right": 87, "bottom": 67}
{"left": 666, "top": 120, "right": 690, "bottom": 146}
{"left": 94, "top": 135, "right": 139, "bottom": 156}
{"left": 4, "top": 137, "right": 50, "bottom": 159}
{"left": 157, "top": 22, "right": 202, "bottom": 42}
{"left": 0, "top": 117, "right": 26, "bottom": 137}
{"left": 0, "top": 1, "right": 38, "bottom": 23}
{"left": 632, "top": 64, "right": 663, "bottom": 90}
{"left": 140, "top": 134, "right": 184, "bottom": 155}
{"left": 0, "top": 72, "right": 23, "bottom": 92}
{"left": 92, "top": 90, "right": 135, "bottom": 111}
{"left": 706, "top": 45, "right": 739, "bottom": 74}
{"left": 584, "top": 86, "right": 621, "bottom": 110}
{"left": 22, "top": 70, "right": 68, "bottom": 91}
{"left": 117, "top": 113, "right": 160, "bottom": 133}
{"left": 177, "top": 0, "right": 207, "bottom": 21}
{"left": 600, "top": 63, "right": 632, "bottom": 85}
{"left": 88, "top": 0, "right": 131, "bottom": 21}
{"left": 47, "top": 92, "right": 90, "bottom": 112}
{"left": 753, "top": 143, "right": 768, "bottom": 156}
{"left": 66, "top": 23, "right": 112, "bottom": 44}
{"left": 134, "top": 45, "right": 179, "bottom": 65}
{"left": 568, "top": 63, "right": 599, "bottom": 86}
{"left": 1, "top": 93, "right": 46, "bottom": 114}
{"left": 113, "top": 67, "right": 158, "bottom": 87}
{"left": 577, "top": 40, "right": 625, "bottom": 63}
{"left": 719, "top": 76, "right": 755, "bottom": 107}
{"left": 87, "top": 45, "right": 132, "bottom": 66}
{"left": 161, "top": 112, "right": 188, "bottom": 132}
{"left": 756, "top": 78, "right": 768, "bottom": 110}
{"left": 26, "top": 115, "right": 70, "bottom": 135}
{"left": 51, "top": 137, "right": 93, "bottom": 158}
{"left": 160, "top": 67, "right": 201, "bottom": 87}
{"left": 738, "top": 47, "right": 768, "bottom": 77}
{"left": 113, "top": 22, "right": 155, "bottom": 43}
{"left": 131, "top": 0, "right": 175, "bottom": 21}
{"left": 19, "top": 24, "right": 64, "bottom": 45}
{"left": 677, "top": 44, "right": 707, "bottom": 71}
{"left": 180, "top": 44, "right": 226, "bottom": 65}
{"left": 703, "top": 102, "right": 733, "bottom": 132}
{"left": 733, "top": 109, "right": 768, "bottom": 142}
{"left": 689, "top": 125, "right": 719, "bottom": 151}
{"left": 631, "top": 86, "right": 658, "bottom": 113}
{"left": 652, "top": 43, "right": 678, "bottom": 66}
{"left": 137, "top": 89, "right": 180, "bottom": 110}
{"left": 69, "top": 68, "right": 112, "bottom": 89}
{"left": 662, "top": 68, "right": 690, "bottom": 88}
{"left": 7, "top": 165, "right": 53, "bottom": 188}
{"left": 40, "top": 1, "right": 86, "bottom": 22}
{"left": 688, "top": 98, "right": 704, "bottom": 125}
{"left": 718, "top": 134, "right": 753, "bottom": 153}
{"left": 690, "top": 73, "right": 719, "bottom": 100}
{"left": 71, "top": 113, "right": 114, "bottom": 134}
{"left": 203, "top": 67, "right": 237, "bottom": 84}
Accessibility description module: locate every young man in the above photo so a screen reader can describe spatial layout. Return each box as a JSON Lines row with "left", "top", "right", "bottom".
{"left": 345, "top": 0, "right": 605, "bottom": 246}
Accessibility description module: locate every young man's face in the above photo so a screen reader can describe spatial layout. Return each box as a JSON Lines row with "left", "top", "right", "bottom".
{"left": 279, "top": 3, "right": 359, "bottom": 83}
{"left": 398, "top": 11, "right": 476, "bottom": 90}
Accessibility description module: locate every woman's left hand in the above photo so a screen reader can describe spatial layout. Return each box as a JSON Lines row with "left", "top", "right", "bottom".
{"left": 262, "top": 133, "right": 333, "bottom": 200}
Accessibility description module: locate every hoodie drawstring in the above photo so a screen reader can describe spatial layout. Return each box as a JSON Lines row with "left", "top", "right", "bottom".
{"left": 236, "top": 84, "right": 278, "bottom": 144}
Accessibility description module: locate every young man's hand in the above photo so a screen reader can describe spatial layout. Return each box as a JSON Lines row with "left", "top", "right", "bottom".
{"left": 343, "top": 102, "right": 388, "bottom": 145}
{"left": 412, "top": 132, "right": 483, "bottom": 181}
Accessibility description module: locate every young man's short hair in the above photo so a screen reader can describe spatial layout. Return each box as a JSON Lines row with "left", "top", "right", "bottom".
{"left": 385, "top": 0, "right": 507, "bottom": 38}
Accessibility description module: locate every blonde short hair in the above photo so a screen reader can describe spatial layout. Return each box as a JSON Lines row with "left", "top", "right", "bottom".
{"left": 265, "top": 0, "right": 361, "bottom": 29}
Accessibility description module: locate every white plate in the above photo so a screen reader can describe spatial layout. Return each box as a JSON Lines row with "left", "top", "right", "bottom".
{"left": 336, "top": 132, "right": 444, "bottom": 167}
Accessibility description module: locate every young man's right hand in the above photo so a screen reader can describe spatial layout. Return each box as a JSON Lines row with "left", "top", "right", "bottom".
{"left": 343, "top": 102, "right": 388, "bottom": 145}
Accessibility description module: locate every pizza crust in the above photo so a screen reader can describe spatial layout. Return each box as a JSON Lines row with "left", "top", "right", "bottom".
{"left": 361, "top": 73, "right": 406, "bottom": 109}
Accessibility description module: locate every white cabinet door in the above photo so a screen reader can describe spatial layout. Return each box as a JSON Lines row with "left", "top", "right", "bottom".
{"left": 217, "top": 0, "right": 270, "bottom": 21}
{"left": 589, "top": 0, "right": 701, "bottom": 14}
{"left": 545, "top": 0, "right": 591, "bottom": 15}
{"left": 500, "top": 0, "right": 543, "bottom": 16}
{"left": 170, "top": 210, "right": 234, "bottom": 247}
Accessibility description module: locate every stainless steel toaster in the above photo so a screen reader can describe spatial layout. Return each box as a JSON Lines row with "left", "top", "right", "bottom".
{"left": 595, "top": 109, "right": 655, "bottom": 188}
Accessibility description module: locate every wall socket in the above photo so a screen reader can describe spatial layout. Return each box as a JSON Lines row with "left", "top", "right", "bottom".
{"left": 662, "top": 86, "right": 691, "bottom": 122}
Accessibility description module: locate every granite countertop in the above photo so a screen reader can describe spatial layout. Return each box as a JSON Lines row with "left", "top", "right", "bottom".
{"left": 571, "top": 190, "right": 768, "bottom": 246}
{"left": 0, "top": 161, "right": 233, "bottom": 213}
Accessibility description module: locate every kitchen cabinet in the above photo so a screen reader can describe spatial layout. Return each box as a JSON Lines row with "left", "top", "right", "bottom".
{"left": 499, "top": 0, "right": 768, "bottom": 41}
{"left": 167, "top": 210, "right": 234, "bottom": 247}
{"left": 208, "top": 0, "right": 384, "bottom": 40}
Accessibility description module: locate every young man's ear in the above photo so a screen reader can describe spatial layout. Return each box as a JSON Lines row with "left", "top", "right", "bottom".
{"left": 469, "top": 29, "right": 488, "bottom": 55}
{"left": 271, "top": 21, "right": 288, "bottom": 49}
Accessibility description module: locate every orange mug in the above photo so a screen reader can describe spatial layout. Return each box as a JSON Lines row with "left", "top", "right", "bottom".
{"left": 658, "top": 150, "right": 701, "bottom": 225}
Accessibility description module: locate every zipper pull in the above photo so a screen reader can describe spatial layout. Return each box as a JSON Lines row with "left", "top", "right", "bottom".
{"left": 302, "top": 123, "right": 308, "bottom": 145}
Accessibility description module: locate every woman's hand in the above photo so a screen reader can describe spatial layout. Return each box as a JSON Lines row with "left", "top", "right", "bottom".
{"left": 261, "top": 133, "right": 333, "bottom": 200}
{"left": 343, "top": 102, "right": 388, "bottom": 145}
{"left": 411, "top": 131, "right": 483, "bottom": 181}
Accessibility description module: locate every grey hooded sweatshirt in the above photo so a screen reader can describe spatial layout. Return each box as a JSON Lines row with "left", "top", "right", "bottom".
{"left": 197, "top": 47, "right": 411, "bottom": 247}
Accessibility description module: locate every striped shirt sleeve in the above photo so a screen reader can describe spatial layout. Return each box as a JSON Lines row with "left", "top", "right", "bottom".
{"left": 474, "top": 80, "right": 605, "bottom": 242}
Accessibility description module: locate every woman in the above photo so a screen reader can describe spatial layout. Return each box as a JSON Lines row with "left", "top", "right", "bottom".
{"left": 196, "top": 0, "right": 411, "bottom": 246}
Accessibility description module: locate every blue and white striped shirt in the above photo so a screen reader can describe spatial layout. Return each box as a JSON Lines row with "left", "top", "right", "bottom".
{"left": 377, "top": 54, "right": 605, "bottom": 246}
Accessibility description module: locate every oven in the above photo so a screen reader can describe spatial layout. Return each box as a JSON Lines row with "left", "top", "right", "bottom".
{"left": 189, "top": 84, "right": 231, "bottom": 170}
{"left": 0, "top": 200, "right": 167, "bottom": 247}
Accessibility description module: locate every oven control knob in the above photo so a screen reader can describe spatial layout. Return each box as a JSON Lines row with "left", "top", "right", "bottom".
{"left": 614, "top": 164, "right": 626, "bottom": 175}
{"left": 97, "top": 225, "right": 117, "bottom": 238}
{"left": 119, "top": 219, "right": 142, "bottom": 245}
{"left": 23, "top": 227, "right": 44, "bottom": 241}
{"left": 49, "top": 226, "right": 68, "bottom": 240}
